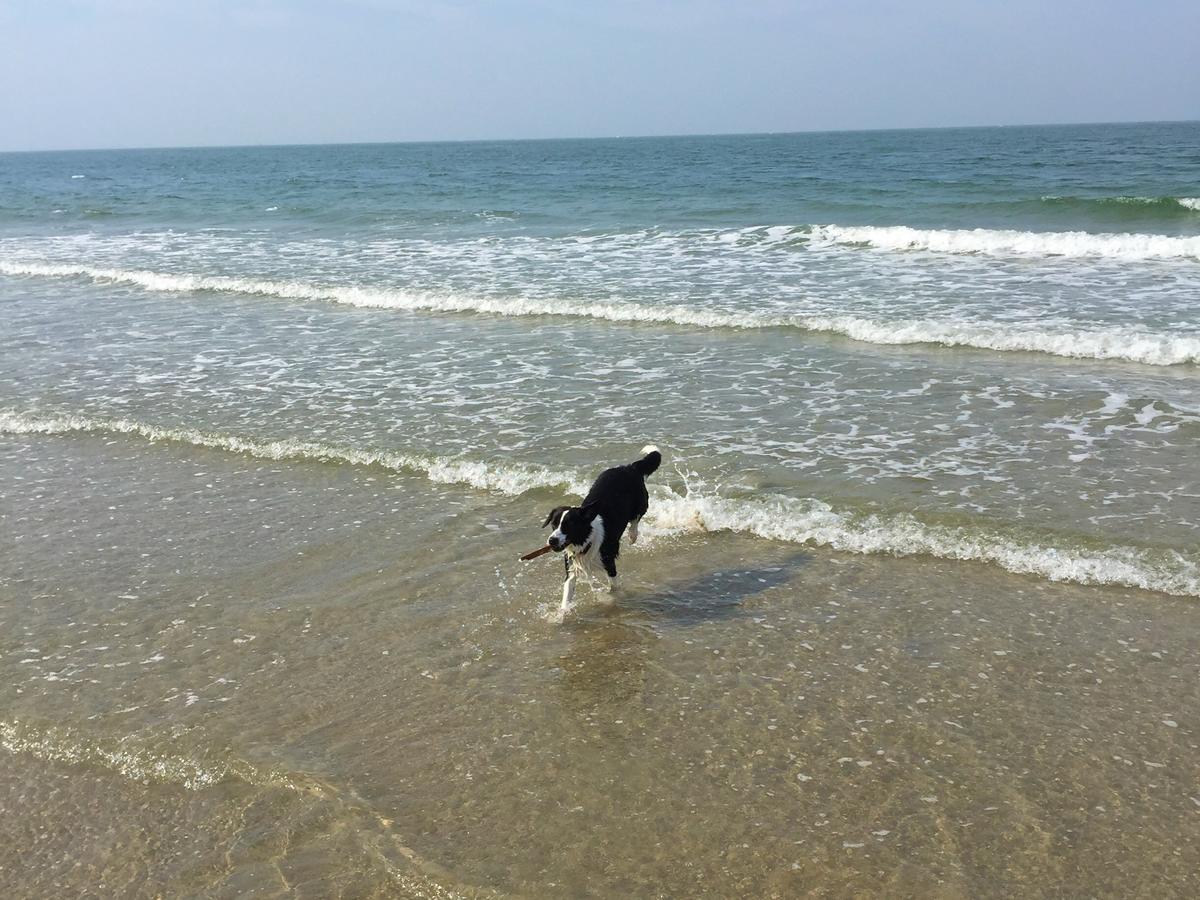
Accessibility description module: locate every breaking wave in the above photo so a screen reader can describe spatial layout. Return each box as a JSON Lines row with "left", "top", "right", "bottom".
{"left": 5, "top": 409, "right": 1197, "bottom": 598}
{"left": 0, "top": 408, "right": 587, "bottom": 496}
{"left": 808, "top": 224, "right": 1200, "bottom": 261}
{"left": 2, "top": 261, "right": 1197, "bottom": 366}
{"left": 794, "top": 315, "right": 1199, "bottom": 366}
{"left": 648, "top": 491, "right": 1199, "bottom": 598}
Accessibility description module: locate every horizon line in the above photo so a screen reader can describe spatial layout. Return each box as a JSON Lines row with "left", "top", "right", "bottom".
{"left": 3, "top": 118, "right": 1197, "bottom": 156}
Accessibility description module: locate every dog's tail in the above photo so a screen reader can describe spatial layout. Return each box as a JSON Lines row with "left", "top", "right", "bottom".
{"left": 633, "top": 444, "right": 662, "bottom": 478}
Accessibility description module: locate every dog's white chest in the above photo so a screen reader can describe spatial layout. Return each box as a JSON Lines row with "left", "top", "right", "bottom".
{"left": 567, "top": 545, "right": 604, "bottom": 577}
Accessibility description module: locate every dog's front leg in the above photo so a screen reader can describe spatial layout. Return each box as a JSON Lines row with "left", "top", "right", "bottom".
{"left": 561, "top": 555, "right": 577, "bottom": 614}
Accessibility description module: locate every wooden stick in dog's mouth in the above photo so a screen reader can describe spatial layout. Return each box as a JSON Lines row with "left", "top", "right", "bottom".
{"left": 519, "top": 545, "right": 555, "bottom": 561}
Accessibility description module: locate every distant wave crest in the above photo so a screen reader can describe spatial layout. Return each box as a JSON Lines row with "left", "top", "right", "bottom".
{"left": 3, "top": 260, "right": 1197, "bottom": 366}
{"left": 1040, "top": 195, "right": 1200, "bottom": 213}
{"left": 4, "top": 409, "right": 1197, "bottom": 598}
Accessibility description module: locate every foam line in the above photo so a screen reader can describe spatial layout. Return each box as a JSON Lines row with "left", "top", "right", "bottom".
{"left": 2, "top": 261, "right": 1197, "bottom": 365}
{"left": 648, "top": 491, "right": 1199, "bottom": 598}
{"left": 797, "top": 315, "right": 1200, "bottom": 366}
{"left": 0, "top": 409, "right": 587, "bottom": 496}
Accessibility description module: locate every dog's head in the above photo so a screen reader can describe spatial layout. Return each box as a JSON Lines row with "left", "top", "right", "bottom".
{"left": 543, "top": 503, "right": 598, "bottom": 552}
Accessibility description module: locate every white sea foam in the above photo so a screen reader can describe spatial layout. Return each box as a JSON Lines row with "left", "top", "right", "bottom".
{"left": 647, "top": 490, "right": 1199, "bottom": 598}
{"left": 808, "top": 224, "right": 1200, "bottom": 261}
{"left": 0, "top": 409, "right": 587, "bottom": 497}
{"left": 0, "top": 260, "right": 760, "bottom": 328}
{"left": 797, "top": 315, "right": 1200, "bottom": 366}
{"left": 5, "top": 410, "right": 1197, "bottom": 598}
{"left": 3, "top": 260, "right": 1197, "bottom": 366}
{"left": 1180, "top": 198, "right": 1200, "bottom": 211}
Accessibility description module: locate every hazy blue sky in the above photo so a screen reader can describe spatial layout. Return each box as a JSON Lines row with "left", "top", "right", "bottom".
{"left": 2, "top": 0, "right": 1197, "bottom": 151}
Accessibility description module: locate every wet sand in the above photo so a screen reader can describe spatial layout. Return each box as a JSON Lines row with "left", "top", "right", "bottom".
{"left": 3, "top": 432, "right": 1199, "bottom": 897}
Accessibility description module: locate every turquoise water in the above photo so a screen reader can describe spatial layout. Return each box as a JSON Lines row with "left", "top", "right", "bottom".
{"left": 4, "top": 123, "right": 1200, "bottom": 236}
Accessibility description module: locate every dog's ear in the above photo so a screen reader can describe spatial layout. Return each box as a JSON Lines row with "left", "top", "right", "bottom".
{"left": 580, "top": 501, "right": 601, "bottom": 522}
{"left": 542, "top": 506, "right": 569, "bottom": 528}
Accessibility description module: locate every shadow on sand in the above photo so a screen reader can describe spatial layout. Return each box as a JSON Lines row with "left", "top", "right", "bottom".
{"left": 553, "top": 551, "right": 811, "bottom": 710}
{"left": 608, "top": 548, "right": 812, "bottom": 628}
{"left": 571, "top": 547, "right": 816, "bottom": 628}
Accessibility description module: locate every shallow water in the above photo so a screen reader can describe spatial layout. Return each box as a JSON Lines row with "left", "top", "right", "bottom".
{"left": 2, "top": 124, "right": 1199, "bottom": 896}
{"left": 3, "top": 432, "right": 1199, "bottom": 897}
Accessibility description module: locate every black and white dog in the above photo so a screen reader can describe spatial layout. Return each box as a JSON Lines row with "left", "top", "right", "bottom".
{"left": 543, "top": 445, "right": 662, "bottom": 614}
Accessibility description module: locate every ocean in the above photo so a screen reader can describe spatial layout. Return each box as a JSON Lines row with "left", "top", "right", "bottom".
{"left": 2, "top": 123, "right": 1199, "bottom": 897}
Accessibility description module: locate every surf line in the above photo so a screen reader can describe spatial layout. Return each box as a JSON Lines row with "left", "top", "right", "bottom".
{"left": 2, "top": 260, "right": 1199, "bottom": 366}
{"left": 4, "top": 409, "right": 1198, "bottom": 598}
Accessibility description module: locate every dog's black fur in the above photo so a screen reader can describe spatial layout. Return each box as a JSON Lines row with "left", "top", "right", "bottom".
{"left": 544, "top": 446, "right": 661, "bottom": 581}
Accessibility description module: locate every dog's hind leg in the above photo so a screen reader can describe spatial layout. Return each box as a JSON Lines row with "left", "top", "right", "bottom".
{"left": 599, "top": 522, "right": 627, "bottom": 593}
{"left": 600, "top": 545, "right": 620, "bottom": 594}
{"left": 628, "top": 517, "right": 640, "bottom": 544}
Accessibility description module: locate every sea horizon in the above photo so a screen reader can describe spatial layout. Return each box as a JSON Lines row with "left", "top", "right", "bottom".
{"left": 4, "top": 115, "right": 1199, "bottom": 156}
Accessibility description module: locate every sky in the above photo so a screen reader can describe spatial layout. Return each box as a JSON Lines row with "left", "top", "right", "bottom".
{"left": 1, "top": 0, "right": 1197, "bottom": 152}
